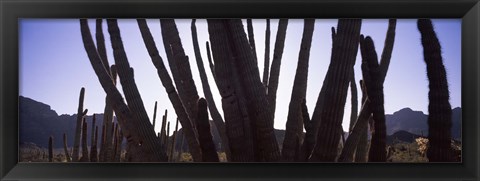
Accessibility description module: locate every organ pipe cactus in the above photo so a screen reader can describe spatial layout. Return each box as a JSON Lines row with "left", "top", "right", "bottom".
{"left": 90, "top": 114, "right": 96, "bottom": 148}
{"left": 79, "top": 118, "right": 89, "bottom": 162}
{"left": 72, "top": 87, "right": 88, "bottom": 162}
{"left": 300, "top": 99, "right": 313, "bottom": 161}
{"left": 267, "top": 19, "right": 288, "bottom": 121}
{"left": 360, "top": 36, "right": 387, "bottom": 162}
{"left": 246, "top": 19, "right": 258, "bottom": 65}
{"left": 205, "top": 42, "right": 216, "bottom": 80}
{"left": 95, "top": 19, "right": 110, "bottom": 75}
{"left": 169, "top": 118, "right": 179, "bottom": 162}
{"left": 354, "top": 80, "right": 369, "bottom": 162}
{"left": 418, "top": 19, "right": 454, "bottom": 162}
{"left": 100, "top": 64, "right": 117, "bottom": 162}
{"left": 152, "top": 101, "right": 158, "bottom": 128}
{"left": 137, "top": 19, "right": 202, "bottom": 161}
{"left": 80, "top": 19, "right": 168, "bottom": 162}
{"left": 226, "top": 19, "right": 281, "bottom": 161}
{"left": 48, "top": 136, "right": 53, "bottom": 162}
{"left": 191, "top": 19, "right": 231, "bottom": 160}
{"left": 282, "top": 19, "right": 315, "bottom": 161}
{"left": 63, "top": 133, "right": 71, "bottom": 162}
{"left": 196, "top": 98, "right": 220, "bottom": 162}
{"left": 262, "top": 19, "right": 271, "bottom": 91}
{"left": 310, "top": 19, "right": 362, "bottom": 162}
{"left": 207, "top": 19, "right": 255, "bottom": 162}
{"left": 160, "top": 110, "right": 167, "bottom": 145}
{"left": 90, "top": 126, "right": 98, "bottom": 162}
{"left": 348, "top": 72, "right": 358, "bottom": 133}
{"left": 339, "top": 19, "right": 396, "bottom": 162}
{"left": 160, "top": 19, "right": 200, "bottom": 130}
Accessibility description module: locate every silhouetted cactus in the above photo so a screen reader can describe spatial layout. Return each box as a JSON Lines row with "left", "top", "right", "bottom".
{"left": 160, "top": 110, "right": 168, "bottom": 145}
{"left": 79, "top": 118, "right": 89, "bottom": 162}
{"left": 246, "top": 19, "right": 258, "bottom": 66}
{"left": 348, "top": 72, "right": 358, "bottom": 133}
{"left": 418, "top": 19, "right": 454, "bottom": 162}
{"left": 160, "top": 19, "right": 200, "bottom": 130}
{"left": 360, "top": 36, "right": 387, "bottom": 162}
{"left": 205, "top": 42, "right": 216, "bottom": 80}
{"left": 137, "top": 19, "right": 202, "bottom": 161}
{"left": 196, "top": 98, "right": 220, "bottom": 162}
{"left": 152, "top": 101, "right": 158, "bottom": 128}
{"left": 95, "top": 19, "right": 110, "bottom": 75}
{"left": 207, "top": 19, "right": 255, "bottom": 162}
{"left": 100, "top": 64, "right": 117, "bottom": 162}
{"left": 72, "top": 87, "right": 88, "bottom": 162}
{"left": 354, "top": 80, "right": 369, "bottom": 162}
{"left": 262, "top": 19, "right": 271, "bottom": 91}
{"left": 310, "top": 19, "right": 362, "bottom": 162}
{"left": 48, "top": 136, "right": 53, "bottom": 162}
{"left": 63, "top": 133, "right": 71, "bottom": 162}
{"left": 282, "top": 19, "right": 315, "bottom": 161}
{"left": 90, "top": 126, "right": 98, "bottom": 162}
{"left": 191, "top": 19, "right": 231, "bottom": 161}
{"left": 90, "top": 114, "right": 96, "bottom": 149}
{"left": 339, "top": 19, "right": 396, "bottom": 162}
{"left": 80, "top": 19, "right": 167, "bottom": 162}
{"left": 299, "top": 99, "right": 313, "bottom": 161}
{"left": 169, "top": 118, "right": 179, "bottom": 162}
{"left": 209, "top": 19, "right": 281, "bottom": 161}
{"left": 267, "top": 19, "right": 288, "bottom": 121}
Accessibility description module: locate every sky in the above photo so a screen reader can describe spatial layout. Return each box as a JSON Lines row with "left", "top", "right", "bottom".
{"left": 19, "top": 19, "right": 461, "bottom": 135}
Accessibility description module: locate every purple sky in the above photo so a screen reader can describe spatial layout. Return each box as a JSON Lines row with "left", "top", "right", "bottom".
{"left": 19, "top": 19, "right": 461, "bottom": 135}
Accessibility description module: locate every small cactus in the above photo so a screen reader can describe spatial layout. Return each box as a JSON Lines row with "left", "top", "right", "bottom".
{"left": 48, "top": 136, "right": 53, "bottom": 162}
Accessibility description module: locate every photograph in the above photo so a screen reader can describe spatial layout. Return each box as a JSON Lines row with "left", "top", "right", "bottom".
{"left": 18, "top": 18, "right": 461, "bottom": 163}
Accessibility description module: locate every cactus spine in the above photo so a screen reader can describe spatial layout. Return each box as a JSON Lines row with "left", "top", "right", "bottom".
{"left": 137, "top": 19, "right": 202, "bottom": 161}
{"left": 310, "top": 19, "right": 362, "bottom": 162}
{"left": 72, "top": 87, "right": 87, "bottom": 162}
{"left": 282, "top": 19, "right": 315, "bottom": 161}
{"left": 418, "top": 19, "right": 454, "bottom": 162}
{"left": 196, "top": 98, "right": 220, "bottom": 162}
{"left": 191, "top": 19, "right": 231, "bottom": 161}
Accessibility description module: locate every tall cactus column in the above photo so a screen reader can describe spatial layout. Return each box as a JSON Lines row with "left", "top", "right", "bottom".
{"left": 282, "top": 19, "right": 315, "bottom": 161}
{"left": 360, "top": 36, "right": 387, "bottom": 162}
{"left": 207, "top": 19, "right": 255, "bottom": 162}
{"left": 191, "top": 19, "right": 231, "bottom": 160}
{"left": 137, "top": 19, "right": 202, "bottom": 161}
{"left": 310, "top": 19, "right": 361, "bottom": 162}
{"left": 226, "top": 19, "right": 281, "bottom": 161}
{"left": 72, "top": 87, "right": 88, "bottom": 162}
{"left": 418, "top": 19, "right": 454, "bottom": 162}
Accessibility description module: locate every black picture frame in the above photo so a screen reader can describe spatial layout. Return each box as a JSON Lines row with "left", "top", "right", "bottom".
{"left": 1, "top": 0, "right": 479, "bottom": 180}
